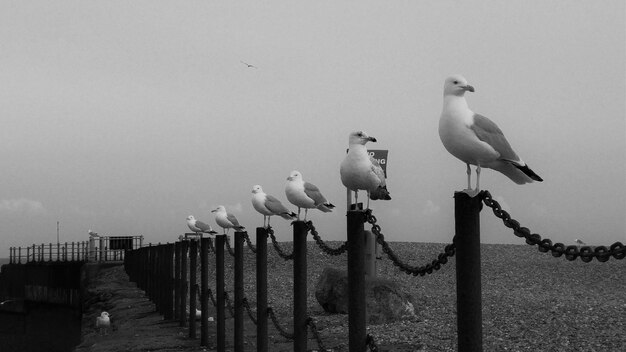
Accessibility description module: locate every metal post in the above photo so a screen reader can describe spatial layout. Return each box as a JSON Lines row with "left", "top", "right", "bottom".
{"left": 234, "top": 232, "right": 244, "bottom": 352}
{"left": 256, "top": 227, "right": 268, "bottom": 352}
{"left": 189, "top": 240, "right": 198, "bottom": 338}
{"left": 216, "top": 234, "right": 226, "bottom": 351}
{"left": 454, "top": 191, "right": 483, "bottom": 352}
{"left": 180, "top": 241, "right": 188, "bottom": 327}
{"left": 200, "top": 237, "right": 210, "bottom": 346}
{"left": 99, "top": 238, "right": 104, "bottom": 262}
{"left": 293, "top": 221, "right": 308, "bottom": 352}
{"left": 347, "top": 210, "right": 367, "bottom": 352}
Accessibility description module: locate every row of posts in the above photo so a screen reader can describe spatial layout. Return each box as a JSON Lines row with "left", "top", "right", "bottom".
{"left": 124, "top": 192, "right": 483, "bottom": 352}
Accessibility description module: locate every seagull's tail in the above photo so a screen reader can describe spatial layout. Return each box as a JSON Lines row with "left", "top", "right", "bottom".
{"left": 492, "top": 160, "right": 543, "bottom": 184}
{"left": 279, "top": 212, "right": 297, "bottom": 220}
{"left": 317, "top": 203, "right": 335, "bottom": 212}
{"left": 370, "top": 185, "right": 391, "bottom": 200}
{"left": 513, "top": 163, "right": 543, "bottom": 182}
{"left": 235, "top": 226, "right": 246, "bottom": 231}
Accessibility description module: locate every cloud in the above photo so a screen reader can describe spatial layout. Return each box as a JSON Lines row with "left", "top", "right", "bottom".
{"left": 0, "top": 198, "right": 46, "bottom": 214}
{"left": 422, "top": 200, "right": 441, "bottom": 216}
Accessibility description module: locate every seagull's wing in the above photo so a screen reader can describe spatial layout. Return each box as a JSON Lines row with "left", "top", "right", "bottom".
{"left": 303, "top": 182, "right": 328, "bottom": 205}
{"left": 195, "top": 220, "right": 214, "bottom": 233}
{"left": 369, "top": 155, "right": 386, "bottom": 187}
{"left": 264, "top": 194, "right": 291, "bottom": 214}
{"left": 471, "top": 114, "right": 521, "bottom": 163}
{"left": 226, "top": 213, "right": 242, "bottom": 227}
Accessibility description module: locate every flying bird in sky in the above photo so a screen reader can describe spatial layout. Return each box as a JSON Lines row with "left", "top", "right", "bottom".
{"left": 439, "top": 74, "right": 542, "bottom": 196}
{"left": 240, "top": 61, "right": 257, "bottom": 68}
{"left": 186, "top": 215, "right": 218, "bottom": 235}
{"left": 96, "top": 311, "right": 111, "bottom": 335}
{"left": 340, "top": 130, "right": 391, "bottom": 208}
{"left": 212, "top": 205, "right": 245, "bottom": 234}
{"left": 285, "top": 170, "right": 335, "bottom": 221}
{"left": 251, "top": 185, "right": 297, "bottom": 227}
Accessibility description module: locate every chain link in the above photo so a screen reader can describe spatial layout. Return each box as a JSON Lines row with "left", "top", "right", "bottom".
{"left": 307, "top": 220, "right": 348, "bottom": 256}
{"left": 268, "top": 227, "right": 294, "bottom": 260}
{"left": 482, "top": 191, "right": 626, "bottom": 262}
{"left": 242, "top": 297, "right": 258, "bottom": 325}
{"left": 223, "top": 291, "right": 235, "bottom": 317}
{"left": 306, "top": 317, "right": 329, "bottom": 351}
{"left": 365, "top": 210, "right": 456, "bottom": 276}
{"left": 267, "top": 307, "right": 294, "bottom": 339}
{"left": 242, "top": 232, "right": 257, "bottom": 253}
{"left": 366, "top": 334, "right": 379, "bottom": 352}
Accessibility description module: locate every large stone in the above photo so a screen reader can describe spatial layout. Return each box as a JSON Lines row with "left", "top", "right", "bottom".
{"left": 315, "top": 267, "right": 417, "bottom": 324}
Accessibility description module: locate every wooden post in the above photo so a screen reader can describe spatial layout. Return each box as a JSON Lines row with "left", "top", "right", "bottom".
{"left": 180, "top": 241, "right": 188, "bottom": 327}
{"left": 293, "top": 221, "right": 308, "bottom": 352}
{"left": 200, "top": 237, "right": 210, "bottom": 346}
{"left": 454, "top": 192, "right": 483, "bottom": 352}
{"left": 174, "top": 242, "right": 181, "bottom": 320}
{"left": 189, "top": 240, "right": 198, "bottom": 338}
{"left": 256, "top": 227, "right": 268, "bottom": 352}
{"left": 234, "top": 232, "right": 245, "bottom": 352}
{"left": 165, "top": 244, "right": 174, "bottom": 320}
{"left": 216, "top": 234, "right": 226, "bottom": 351}
{"left": 347, "top": 210, "right": 367, "bottom": 352}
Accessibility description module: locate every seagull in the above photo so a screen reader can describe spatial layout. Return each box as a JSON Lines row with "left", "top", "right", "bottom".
{"left": 240, "top": 61, "right": 257, "bottom": 68}
{"left": 340, "top": 130, "right": 391, "bottom": 208}
{"left": 285, "top": 170, "right": 335, "bottom": 221}
{"left": 96, "top": 311, "right": 111, "bottom": 335}
{"left": 88, "top": 229, "right": 99, "bottom": 237}
{"left": 186, "top": 215, "right": 218, "bottom": 235}
{"left": 575, "top": 239, "right": 586, "bottom": 246}
{"left": 251, "top": 185, "right": 297, "bottom": 227}
{"left": 211, "top": 206, "right": 245, "bottom": 235}
{"left": 439, "top": 74, "right": 543, "bottom": 196}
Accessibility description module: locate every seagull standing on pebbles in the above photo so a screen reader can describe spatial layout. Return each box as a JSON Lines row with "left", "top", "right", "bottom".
{"left": 285, "top": 170, "right": 335, "bottom": 221}
{"left": 340, "top": 130, "right": 391, "bottom": 208}
{"left": 96, "top": 311, "right": 111, "bottom": 335}
{"left": 439, "top": 74, "right": 542, "bottom": 196}
{"left": 251, "top": 185, "right": 297, "bottom": 227}
{"left": 212, "top": 206, "right": 245, "bottom": 235}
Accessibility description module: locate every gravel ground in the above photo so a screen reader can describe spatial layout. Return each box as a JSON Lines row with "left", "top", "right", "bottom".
{"left": 77, "top": 239, "right": 626, "bottom": 351}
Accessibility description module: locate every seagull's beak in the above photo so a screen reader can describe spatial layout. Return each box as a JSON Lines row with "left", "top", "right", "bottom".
{"left": 462, "top": 85, "right": 475, "bottom": 92}
{"left": 368, "top": 137, "right": 377, "bottom": 142}
{"left": 287, "top": 176, "right": 293, "bottom": 181}
{"left": 211, "top": 209, "right": 217, "bottom": 213}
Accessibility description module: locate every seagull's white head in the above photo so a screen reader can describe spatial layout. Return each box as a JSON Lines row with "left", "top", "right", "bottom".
{"left": 287, "top": 170, "right": 303, "bottom": 182}
{"left": 443, "top": 74, "right": 475, "bottom": 97}
{"left": 251, "top": 185, "right": 263, "bottom": 194}
{"left": 349, "top": 131, "right": 377, "bottom": 145}
{"left": 212, "top": 205, "right": 226, "bottom": 213}
{"left": 186, "top": 215, "right": 195, "bottom": 221}
{"left": 100, "top": 312, "right": 110, "bottom": 318}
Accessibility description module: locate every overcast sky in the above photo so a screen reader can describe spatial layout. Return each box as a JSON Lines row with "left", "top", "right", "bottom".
{"left": 1, "top": 1, "right": 624, "bottom": 257}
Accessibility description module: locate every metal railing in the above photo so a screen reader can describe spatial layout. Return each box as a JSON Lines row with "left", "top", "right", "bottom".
{"left": 8, "top": 235, "right": 144, "bottom": 264}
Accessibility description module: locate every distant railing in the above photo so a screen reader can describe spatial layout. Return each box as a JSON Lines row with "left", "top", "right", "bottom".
{"left": 8, "top": 235, "right": 144, "bottom": 264}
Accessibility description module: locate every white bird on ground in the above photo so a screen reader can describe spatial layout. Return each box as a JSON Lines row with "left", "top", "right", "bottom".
{"left": 251, "top": 185, "right": 297, "bottom": 227}
{"left": 340, "top": 130, "right": 391, "bottom": 209}
{"left": 285, "top": 170, "right": 335, "bottom": 221}
{"left": 439, "top": 74, "right": 543, "bottom": 196}
{"left": 88, "top": 229, "right": 99, "bottom": 237}
{"left": 186, "top": 215, "right": 218, "bottom": 235}
{"left": 211, "top": 206, "right": 245, "bottom": 235}
{"left": 96, "top": 311, "right": 111, "bottom": 335}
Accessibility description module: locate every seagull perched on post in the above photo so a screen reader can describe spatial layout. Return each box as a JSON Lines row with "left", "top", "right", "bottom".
{"left": 340, "top": 130, "right": 391, "bottom": 209}
{"left": 88, "top": 229, "right": 99, "bottom": 237}
{"left": 186, "top": 215, "right": 218, "bottom": 235}
{"left": 251, "top": 185, "right": 297, "bottom": 228}
{"left": 285, "top": 170, "right": 335, "bottom": 221}
{"left": 211, "top": 206, "right": 245, "bottom": 235}
{"left": 96, "top": 311, "right": 111, "bottom": 335}
{"left": 439, "top": 74, "right": 542, "bottom": 196}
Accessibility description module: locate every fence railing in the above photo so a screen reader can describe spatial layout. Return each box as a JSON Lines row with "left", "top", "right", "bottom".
{"left": 8, "top": 235, "right": 144, "bottom": 264}
{"left": 122, "top": 191, "right": 625, "bottom": 352}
